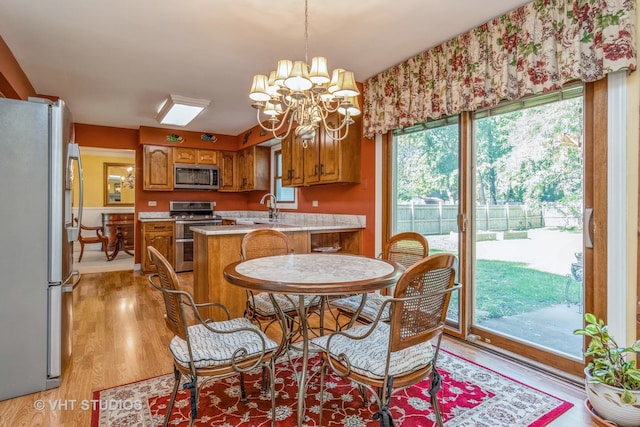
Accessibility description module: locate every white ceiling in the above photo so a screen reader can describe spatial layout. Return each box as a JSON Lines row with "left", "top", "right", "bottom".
{"left": 1, "top": 0, "right": 530, "bottom": 136}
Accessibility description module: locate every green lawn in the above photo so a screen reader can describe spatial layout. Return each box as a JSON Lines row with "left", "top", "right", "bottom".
{"left": 441, "top": 256, "right": 581, "bottom": 321}
{"left": 474, "top": 259, "right": 580, "bottom": 320}
{"left": 419, "top": 248, "right": 580, "bottom": 322}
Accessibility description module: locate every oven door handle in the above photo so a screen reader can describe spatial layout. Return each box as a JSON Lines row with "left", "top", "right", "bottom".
{"left": 175, "top": 238, "right": 192, "bottom": 243}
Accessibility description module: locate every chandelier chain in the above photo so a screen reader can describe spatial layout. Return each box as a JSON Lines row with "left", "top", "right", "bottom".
{"left": 304, "top": 0, "right": 309, "bottom": 65}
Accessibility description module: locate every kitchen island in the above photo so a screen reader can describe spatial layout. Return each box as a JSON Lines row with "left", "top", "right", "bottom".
{"left": 191, "top": 213, "right": 365, "bottom": 318}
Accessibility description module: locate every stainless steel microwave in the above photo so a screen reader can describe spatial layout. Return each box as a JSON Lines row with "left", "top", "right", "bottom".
{"left": 174, "top": 163, "right": 219, "bottom": 190}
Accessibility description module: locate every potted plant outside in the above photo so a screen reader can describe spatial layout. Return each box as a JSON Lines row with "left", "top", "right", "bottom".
{"left": 573, "top": 313, "right": 640, "bottom": 426}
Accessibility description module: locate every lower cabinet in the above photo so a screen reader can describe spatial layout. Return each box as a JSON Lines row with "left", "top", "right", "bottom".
{"left": 141, "top": 221, "right": 174, "bottom": 273}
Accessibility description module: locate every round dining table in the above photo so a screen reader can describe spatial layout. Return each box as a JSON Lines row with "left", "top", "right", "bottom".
{"left": 223, "top": 252, "right": 404, "bottom": 427}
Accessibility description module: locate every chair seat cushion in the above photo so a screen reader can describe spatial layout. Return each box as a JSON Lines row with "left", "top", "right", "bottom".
{"left": 332, "top": 293, "right": 390, "bottom": 322}
{"left": 169, "top": 317, "right": 279, "bottom": 369}
{"left": 250, "top": 292, "right": 320, "bottom": 317}
{"left": 311, "top": 322, "right": 434, "bottom": 379}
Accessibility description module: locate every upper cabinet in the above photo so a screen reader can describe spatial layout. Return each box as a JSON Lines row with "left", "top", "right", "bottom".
{"left": 285, "top": 115, "right": 361, "bottom": 186}
{"left": 196, "top": 150, "right": 217, "bottom": 165}
{"left": 282, "top": 132, "right": 305, "bottom": 187}
{"left": 173, "top": 147, "right": 218, "bottom": 165}
{"left": 238, "top": 146, "right": 269, "bottom": 192}
{"left": 143, "top": 145, "right": 173, "bottom": 190}
{"left": 142, "top": 144, "right": 269, "bottom": 192}
{"left": 218, "top": 151, "right": 237, "bottom": 191}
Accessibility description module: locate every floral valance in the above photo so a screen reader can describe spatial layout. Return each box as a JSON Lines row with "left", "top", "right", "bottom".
{"left": 362, "top": 0, "right": 636, "bottom": 138}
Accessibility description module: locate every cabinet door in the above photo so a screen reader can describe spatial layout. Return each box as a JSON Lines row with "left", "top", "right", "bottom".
{"left": 219, "top": 151, "right": 237, "bottom": 191}
{"left": 282, "top": 133, "right": 304, "bottom": 186}
{"left": 173, "top": 147, "right": 196, "bottom": 164}
{"left": 303, "top": 132, "right": 321, "bottom": 184}
{"left": 320, "top": 114, "right": 361, "bottom": 184}
{"left": 196, "top": 149, "right": 217, "bottom": 165}
{"left": 143, "top": 145, "right": 173, "bottom": 190}
{"left": 239, "top": 148, "right": 254, "bottom": 190}
{"left": 319, "top": 116, "right": 341, "bottom": 183}
{"left": 142, "top": 222, "right": 174, "bottom": 273}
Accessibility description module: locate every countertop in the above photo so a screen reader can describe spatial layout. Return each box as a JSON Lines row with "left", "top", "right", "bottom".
{"left": 191, "top": 222, "right": 362, "bottom": 236}
{"left": 138, "top": 211, "right": 367, "bottom": 231}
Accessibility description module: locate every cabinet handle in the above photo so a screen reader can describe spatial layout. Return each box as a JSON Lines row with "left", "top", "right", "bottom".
{"left": 320, "top": 164, "right": 324, "bottom": 175}
{"left": 314, "top": 164, "right": 318, "bottom": 176}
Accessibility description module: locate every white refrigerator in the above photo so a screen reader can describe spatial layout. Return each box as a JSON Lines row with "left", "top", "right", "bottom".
{"left": 0, "top": 97, "right": 83, "bottom": 400}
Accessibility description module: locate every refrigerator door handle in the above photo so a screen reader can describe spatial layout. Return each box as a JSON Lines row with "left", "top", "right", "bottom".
{"left": 67, "top": 142, "right": 83, "bottom": 241}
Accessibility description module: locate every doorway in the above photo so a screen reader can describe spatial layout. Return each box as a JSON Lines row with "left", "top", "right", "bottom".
{"left": 469, "top": 88, "right": 585, "bottom": 364}
{"left": 73, "top": 147, "right": 136, "bottom": 273}
{"left": 387, "top": 83, "right": 600, "bottom": 376}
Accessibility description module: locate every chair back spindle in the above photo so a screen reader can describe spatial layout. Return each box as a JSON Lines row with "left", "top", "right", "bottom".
{"left": 147, "top": 246, "right": 189, "bottom": 340}
{"left": 389, "top": 253, "right": 456, "bottom": 352}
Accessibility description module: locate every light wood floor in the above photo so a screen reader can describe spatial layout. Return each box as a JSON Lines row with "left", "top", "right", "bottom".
{"left": 0, "top": 269, "right": 595, "bottom": 426}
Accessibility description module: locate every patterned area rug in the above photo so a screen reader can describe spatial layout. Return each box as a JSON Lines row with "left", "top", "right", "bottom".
{"left": 91, "top": 350, "right": 572, "bottom": 426}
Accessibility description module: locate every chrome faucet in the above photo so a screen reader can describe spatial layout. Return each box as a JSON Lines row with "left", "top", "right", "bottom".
{"left": 260, "top": 193, "right": 279, "bottom": 220}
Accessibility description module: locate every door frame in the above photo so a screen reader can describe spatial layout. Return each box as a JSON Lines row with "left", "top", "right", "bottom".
{"left": 381, "top": 80, "right": 608, "bottom": 377}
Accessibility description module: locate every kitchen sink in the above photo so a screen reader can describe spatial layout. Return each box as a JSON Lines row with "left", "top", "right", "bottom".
{"left": 234, "top": 218, "right": 293, "bottom": 227}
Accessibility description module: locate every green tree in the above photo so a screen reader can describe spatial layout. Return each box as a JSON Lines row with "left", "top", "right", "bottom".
{"left": 395, "top": 123, "right": 459, "bottom": 202}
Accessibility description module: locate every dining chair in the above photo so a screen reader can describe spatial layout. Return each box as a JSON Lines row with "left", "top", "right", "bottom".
{"left": 74, "top": 217, "right": 110, "bottom": 262}
{"left": 311, "top": 253, "right": 460, "bottom": 427}
{"left": 332, "top": 232, "right": 429, "bottom": 326}
{"left": 147, "top": 246, "right": 278, "bottom": 427}
{"left": 241, "top": 229, "right": 319, "bottom": 334}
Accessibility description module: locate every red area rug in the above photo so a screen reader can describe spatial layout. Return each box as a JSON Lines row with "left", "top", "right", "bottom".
{"left": 91, "top": 350, "right": 572, "bottom": 426}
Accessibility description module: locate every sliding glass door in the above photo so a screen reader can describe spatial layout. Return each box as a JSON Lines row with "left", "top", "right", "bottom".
{"left": 388, "top": 84, "right": 600, "bottom": 375}
{"left": 390, "top": 118, "right": 462, "bottom": 330}
{"left": 470, "top": 87, "right": 585, "bottom": 363}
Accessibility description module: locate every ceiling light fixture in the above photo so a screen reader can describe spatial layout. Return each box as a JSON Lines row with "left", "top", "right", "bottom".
{"left": 156, "top": 94, "right": 210, "bottom": 127}
{"left": 120, "top": 167, "right": 135, "bottom": 189}
{"left": 249, "top": 0, "right": 360, "bottom": 147}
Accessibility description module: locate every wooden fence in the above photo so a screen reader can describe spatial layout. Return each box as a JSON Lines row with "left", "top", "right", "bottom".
{"left": 396, "top": 203, "right": 549, "bottom": 235}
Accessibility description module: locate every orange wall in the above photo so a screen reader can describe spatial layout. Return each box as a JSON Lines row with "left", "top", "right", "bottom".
{"left": 0, "top": 36, "right": 35, "bottom": 99}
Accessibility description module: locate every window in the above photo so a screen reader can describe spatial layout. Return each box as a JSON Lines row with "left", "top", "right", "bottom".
{"left": 271, "top": 144, "right": 297, "bottom": 208}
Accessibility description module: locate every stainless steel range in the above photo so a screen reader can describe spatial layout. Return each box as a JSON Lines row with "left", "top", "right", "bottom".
{"left": 170, "top": 201, "right": 221, "bottom": 272}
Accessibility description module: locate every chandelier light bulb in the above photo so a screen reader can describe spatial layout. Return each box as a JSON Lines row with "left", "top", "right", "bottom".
{"left": 337, "top": 96, "right": 361, "bottom": 117}
{"left": 284, "top": 61, "right": 313, "bottom": 92}
{"left": 327, "top": 68, "right": 345, "bottom": 94}
{"left": 249, "top": 74, "right": 270, "bottom": 102}
{"left": 274, "top": 60, "right": 293, "bottom": 85}
{"left": 333, "top": 71, "right": 359, "bottom": 97}
{"left": 309, "top": 57, "right": 330, "bottom": 84}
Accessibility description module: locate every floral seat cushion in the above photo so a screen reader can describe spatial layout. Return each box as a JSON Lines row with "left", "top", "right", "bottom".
{"left": 311, "top": 322, "right": 433, "bottom": 379}
{"left": 250, "top": 292, "right": 320, "bottom": 317}
{"left": 169, "top": 317, "right": 279, "bottom": 369}
{"left": 331, "top": 293, "right": 391, "bottom": 322}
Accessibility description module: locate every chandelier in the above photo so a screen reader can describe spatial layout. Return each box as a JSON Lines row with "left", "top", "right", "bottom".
{"left": 120, "top": 167, "right": 135, "bottom": 189}
{"left": 249, "top": 0, "right": 360, "bottom": 147}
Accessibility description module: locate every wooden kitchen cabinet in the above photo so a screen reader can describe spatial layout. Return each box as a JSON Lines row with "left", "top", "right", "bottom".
{"left": 196, "top": 150, "right": 217, "bottom": 165}
{"left": 218, "top": 151, "right": 237, "bottom": 191}
{"left": 281, "top": 133, "right": 304, "bottom": 186}
{"left": 286, "top": 114, "right": 361, "bottom": 186}
{"left": 143, "top": 145, "right": 173, "bottom": 190}
{"left": 238, "top": 146, "right": 269, "bottom": 191}
{"left": 309, "top": 229, "right": 363, "bottom": 254}
{"left": 141, "top": 221, "right": 174, "bottom": 273}
{"left": 173, "top": 147, "right": 218, "bottom": 165}
{"left": 173, "top": 147, "right": 196, "bottom": 164}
